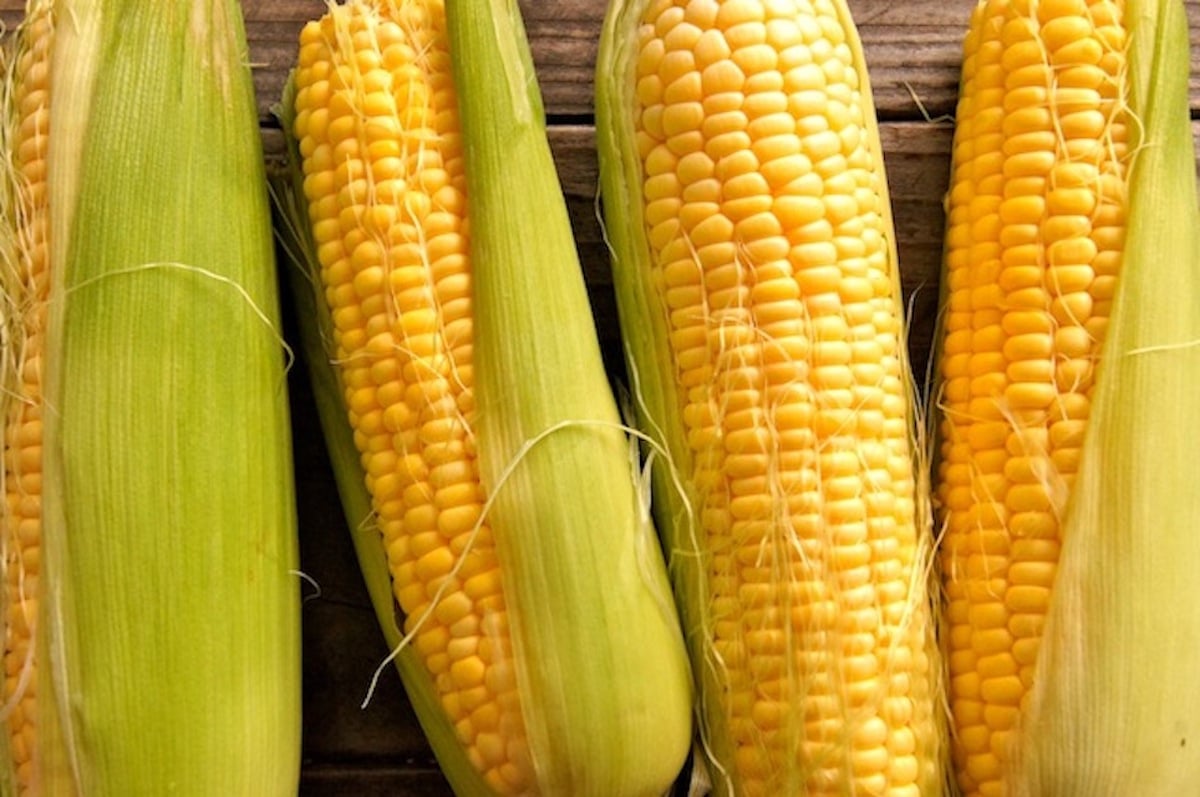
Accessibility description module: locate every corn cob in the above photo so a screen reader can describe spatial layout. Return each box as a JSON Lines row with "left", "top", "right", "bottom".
{"left": 275, "top": 0, "right": 694, "bottom": 793}
{"left": 595, "top": 0, "right": 944, "bottom": 794}
{"left": 0, "top": 1, "right": 301, "bottom": 792}
{"left": 933, "top": 0, "right": 1200, "bottom": 794}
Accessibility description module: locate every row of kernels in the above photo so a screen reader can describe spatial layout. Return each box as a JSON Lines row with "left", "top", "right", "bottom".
{"left": 936, "top": 0, "right": 1011, "bottom": 789}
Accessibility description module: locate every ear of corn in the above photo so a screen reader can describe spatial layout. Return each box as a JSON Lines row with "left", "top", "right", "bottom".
{"left": 596, "top": 1, "right": 944, "bottom": 794}
{"left": 934, "top": 0, "right": 1200, "bottom": 794}
{"left": 276, "top": 0, "right": 694, "bottom": 793}
{"left": 1, "top": 0, "right": 301, "bottom": 792}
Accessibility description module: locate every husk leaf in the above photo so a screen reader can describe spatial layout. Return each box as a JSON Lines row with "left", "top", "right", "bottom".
{"left": 36, "top": 1, "right": 301, "bottom": 792}
{"left": 445, "top": 0, "right": 694, "bottom": 793}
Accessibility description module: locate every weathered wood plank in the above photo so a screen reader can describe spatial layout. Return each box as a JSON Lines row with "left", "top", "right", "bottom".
{"left": 301, "top": 765, "right": 452, "bottom": 796}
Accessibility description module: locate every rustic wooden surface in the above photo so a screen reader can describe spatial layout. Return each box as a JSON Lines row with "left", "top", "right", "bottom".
{"left": 1, "top": 0, "right": 1198, "bottom": 793}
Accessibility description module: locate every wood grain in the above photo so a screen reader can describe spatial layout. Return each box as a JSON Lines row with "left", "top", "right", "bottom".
{"left": 0, "top": 0, "right": 1197, "bottom": 792}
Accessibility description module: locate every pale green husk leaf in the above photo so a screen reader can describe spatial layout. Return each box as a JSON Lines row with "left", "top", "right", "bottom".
{"left": 34, "top": 1, "right": 301, "bottom": 792}
{"left": 446, "top": 0, "right": 693, "bottom": 793}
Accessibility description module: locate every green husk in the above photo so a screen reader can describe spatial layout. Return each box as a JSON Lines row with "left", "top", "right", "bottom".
{"left": 446, "top": 0, "right": 694, "bottom": 792}
{"left": 11, "top": 0, "right": 303, "bottom": 792}
{"left": 1009, "top": 0, "right": 1200, "bottom": 792}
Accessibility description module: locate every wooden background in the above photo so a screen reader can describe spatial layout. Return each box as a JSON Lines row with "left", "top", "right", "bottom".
{"left": 1, "top": 0, "right": 1198, "bottom": 793}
